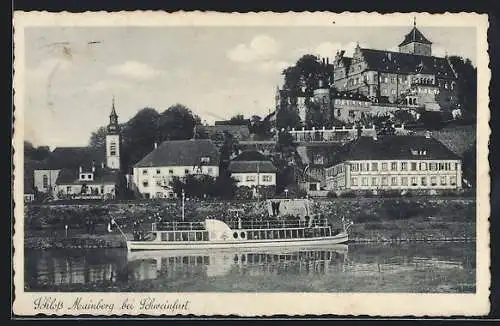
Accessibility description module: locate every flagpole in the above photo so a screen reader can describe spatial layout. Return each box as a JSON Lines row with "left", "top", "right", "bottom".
{"left": 111, "top": 218, "right": 128, "bottom": 241}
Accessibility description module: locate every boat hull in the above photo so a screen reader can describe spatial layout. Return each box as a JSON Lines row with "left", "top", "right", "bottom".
{"left": 126, "top": 232, "right": 348, "bottom": 251}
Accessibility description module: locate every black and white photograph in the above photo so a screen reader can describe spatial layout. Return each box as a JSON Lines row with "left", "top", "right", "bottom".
{"left": 12, "top": 11, "right": 490, "bottom": 316}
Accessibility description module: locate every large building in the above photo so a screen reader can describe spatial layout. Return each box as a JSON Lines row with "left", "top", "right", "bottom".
{"left": 132, "top": 139, "right": 220, "bottom": 199}
{"left": 274, "top": 20, "right": 460, "bottom": 127}
{"left": 33, "top": 99, "right": 122, "bottom": 199}
{"left": 325, "top": 134, "right": 463, "bottom": 194}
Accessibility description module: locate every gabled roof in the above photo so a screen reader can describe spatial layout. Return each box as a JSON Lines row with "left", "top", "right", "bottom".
{"left": 134, "top": 139, "right": 220, "bottom": 168}
{"left": 228, "top": 161, "right": 277, "bottom": 174}
{"left": 233, "top": 150, "right": 268, "bottom": 161}
{"left": 38, "top": 147, "right": 106, "bottom": 170}
{"left": 327, "top": 135, "right": 460, "bottom": 167}
{"left": 360, "top": 48, "right": 456, "bottom": 79}
{"left": 399, "top": 27, "right": 432, "bottom": 47}
{"left": 56, "top": 167, "right": 119, "bottom": 185}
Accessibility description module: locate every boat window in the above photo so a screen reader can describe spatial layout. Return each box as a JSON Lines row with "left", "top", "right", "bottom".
{"left": 203, "top": 256, "right": 209, "bottom": 264}
{"left": 267, "top": 231, "right": 273, "bottom": 239}
{"left": 320, "top": 228, "right": 325, "bottom": 237}
{"left": 188, "top": 232, "right": 196, "bottom": 241}
{"left": 196, "top": 256, "right": 203, "bottom": 264}
{"left": 181, "top": 232, "right": 188, "bottom": 241}
{"left": 273, "top": 230, "right": 280, "bottom": 239}
{"left": 247, "top": 232, "right": 254, "bottom": 240}
{"left": 260, "top": 231, "right": 266, "bottom": 239}
{"left": 182, "top": 257, "right": 188, "bottom": 264}
{"left": 196, "top": 232, "right": 203, "bottom": 241}
{"left": 161, "top": 232, "right": 168, "bottom": 241}
{"left": 298, "top": 229, "right": 304, "bottom": 238}
{"left": 292, "top": 229, "right": 298, "bottom": 238}
{"left": 175, "top": 232, "right": 182, "bottom": 241}
{"left": 240, "top": 232, "right": 246, "bottom": 239}
{"left": 279, "top": 230, "right": 285, "bottom": 239}
{"left": 168, "top": 232, "right": 175, "bottom": 241}
{"left": 326, "top": 228, "right": 331, "bottom": 237}
{"left": 233, "top": 232, "right": 238, "bottom": 239}
{"left": 202, "top": 232, "right": 209, "bottom": 241}
{"left": 286, "top": 230, "right": 291, "bottom": 239}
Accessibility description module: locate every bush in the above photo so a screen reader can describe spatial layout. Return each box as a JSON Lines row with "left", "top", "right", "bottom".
{"left": 379, "top": 189, "right": 402, "bottom": 198}
{"left": 326, "top": 191, "right": 337, "bottom": 198}
{"left": 339, "top": 191, "right": 356, "bottom": 198}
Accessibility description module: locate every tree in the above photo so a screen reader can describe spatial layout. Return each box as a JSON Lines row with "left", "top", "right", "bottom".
{"left": 276, "top": 104, "right": 302, "bottom": 130}
{"left": 24, "top": 141, "right": 51, "bottom": 161}
{"left": 88, "top": 126, "right": 108, "bottom": 151}
{"left": 157, "top": 104, "right": 201, "bottom": 141}
{"left": 448, "top": 56, "right": 477, "bottom": 121}
{"left": 228, "top": 114, "right": 249, "bottom": 126}
{"left": 121, "top": 108, "right": 160, "bottom": 169}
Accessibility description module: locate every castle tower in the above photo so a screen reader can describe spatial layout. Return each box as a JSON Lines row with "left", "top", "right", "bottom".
{"left": 106, "top": 97, "right": 121, "bottom": 170}
{"left": 398, "top": 17, "right": 432, "bottom": 56}
{"left": 313, "top": 76, "right": 331, "bottom": 124}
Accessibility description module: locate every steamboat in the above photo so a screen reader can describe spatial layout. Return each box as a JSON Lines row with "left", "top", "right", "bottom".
{"left": 122, "top": 198, "right": 352, "bottom": 252}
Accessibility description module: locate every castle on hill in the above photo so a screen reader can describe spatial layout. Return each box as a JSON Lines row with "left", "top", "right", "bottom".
{"left": 275, "top": 19, "right": 460, "bottom": 127}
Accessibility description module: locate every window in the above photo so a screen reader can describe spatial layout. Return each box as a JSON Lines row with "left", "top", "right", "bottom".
{"left": 429, "top": 163, "right": 437, "bottom": 171}
{"left": 381, "top": 177, "right": 388, "bottom": 186}
{"left": 142, "top": 169, "right": 148, "bottom": 175}
{"left": 391, "top": 162, "right": 398, "bottom": 171}
{"left": 156, "top": 180, "right": 162, "bottom": 186}
{"left": 450, "top": 176, "right": 457, "bottom": 186}
{"left": 184, "top": 169, "right": 190, "bottom": 175}
{"left": 42, "top": 175, "right": 48, "bottom": 188}
{"left": 382, "top": 163, "right": 388, "bottom": 171}
{"left": 142, "top": 181, "right": 149, "bottom": 187}
{"left": 362, "top": 177, "right": 368, "bottom": 186}
{"left": 401, "top": 177, "right": 408, "bottom": 186}
{"left": 411, "top": 162, "right": 417, "bottom": 171}
{"left": 351, "top": 177, "right": 358, "bottom": 186}
{"left": 431, "top": 176, "right": 437, "bottom": 186}
{"left": 411, "top": 177, "right": 417, "bottom": 186}
{"left": 384, "top": 77, "right": 388, "bottom": 83}
{"left": 390, "top": 77, "right": 395, "bottom": 83}
{"left": 391, "top": 177, "right": 397, "bottom": 186}
{"left": 110, "top": 142, "right": 117, "bottom": 156}
{"left": 401, "top": 162, "right": 408, "bottom": 171}
{"left": 441, "top": 176, "right": 447, "bottom": 185}
{"left": 372, "top": 177, "right": 378, "bottom": 186}
{"left": 262, "top": 175, "right": 272, "bottom": 182}
{"left": 421, "top": 177, "right": 427, "bottom": 186}
{"left": 246, "top": 175, "right": 256, "bottom": 182}
{"left": 420, "top": 162, "right": 427, "bottom": 171}
{"left": 372, "top": 162, "right": 378, "bottom": 171}
{"left": 337, "top": 109, "right": 341, "bottom": 117}
{"left": 169, "top": 169, "right": 173, "bottom": 174}
{"left": 200, "top": 157, "right": 210, "bottom": 163}
{"left": 207, "top": 167, "right": 213, "bottom": 175}
{"left": 66, "top": 186, "right": 71, "bottom": 193}
{"left": 348, "top": 110, "right": 355, "bottom": 118}
{"left": 391, "top": 89, "right": 396, "bottom": 95}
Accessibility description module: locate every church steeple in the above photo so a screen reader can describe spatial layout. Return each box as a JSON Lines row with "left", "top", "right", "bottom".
{"left": 107, "top": 96, "right": 120, "bottom": 134}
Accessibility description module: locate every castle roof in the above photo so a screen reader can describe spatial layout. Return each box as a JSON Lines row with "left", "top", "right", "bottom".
{"left": 327, "top": 135, "right": 460, "bottom": 167}
{"left": 134, "top": 139, "right": 220, "bottom": 168}
{"left": 399, "top": 27, "right": 432, "bottom": 47}
{"left": 359, "top": 48, "right": 456, "bottom": 79}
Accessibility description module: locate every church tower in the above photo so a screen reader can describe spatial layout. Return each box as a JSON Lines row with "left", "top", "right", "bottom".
{"left": 398, "top": 17, "right": 432, "bottom": 56}
{"left": 106, "top": 97, "right": 121, "bottom": 170}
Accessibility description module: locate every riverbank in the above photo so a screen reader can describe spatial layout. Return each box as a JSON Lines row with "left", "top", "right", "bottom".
{"left": 24, "top": 197, "right": 476, "bottom": 249}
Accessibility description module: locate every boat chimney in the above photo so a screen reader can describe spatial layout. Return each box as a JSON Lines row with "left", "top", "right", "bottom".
{"left": 79, "top": 166, "right": 83, "bottom": 173}
{"left": 425, "top": 131, "right": 431, "bottom": 139}
{"left": 373, "top": 134, "right": 378, "bottom": 141}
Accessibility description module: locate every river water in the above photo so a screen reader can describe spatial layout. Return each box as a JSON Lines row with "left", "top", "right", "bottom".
{"left": 24, "top": 242, "right": 475, "bottom": 293}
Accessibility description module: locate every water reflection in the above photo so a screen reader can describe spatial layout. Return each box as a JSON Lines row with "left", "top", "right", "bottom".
{"left": 25, "top": 242, "right": 475, "bottom": 292}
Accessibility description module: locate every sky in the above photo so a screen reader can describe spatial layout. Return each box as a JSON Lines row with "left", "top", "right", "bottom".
{"left": 23, "top": 25, "right": 477, "bottom": 148}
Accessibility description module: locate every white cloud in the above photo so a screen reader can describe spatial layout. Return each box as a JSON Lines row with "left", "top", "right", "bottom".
{"left": 86, "top": 79, "right": 134, "bottom": 93}
{"left": 227, "top": 35, "right": 280, "bottom": 63}
{"left": 107, "top": 61, "right": 163, "bottom": 80}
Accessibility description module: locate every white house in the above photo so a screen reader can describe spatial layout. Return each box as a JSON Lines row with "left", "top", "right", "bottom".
{"left": 325, "top": 133, "right": 463, "bottom": 194}
{"left": 133, "top": 139, "right": 220, "bottom": 199}
{"left": 227, "top": 151, "right": 277, "bottom": 188}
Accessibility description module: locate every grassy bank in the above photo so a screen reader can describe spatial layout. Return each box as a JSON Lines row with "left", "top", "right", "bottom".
{"left": 24, "top": 197, "right": 476, "bottom": 249}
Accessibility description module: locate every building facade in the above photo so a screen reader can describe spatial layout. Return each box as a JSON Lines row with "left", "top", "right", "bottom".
{"left": 228, "top": 151, "right": 277, "bottom": 188}
{"left": 325, "top": 135, "right": 463, "bottom": 193}
{"left": 133, "top": 139, "right": 220, "bottom": 199}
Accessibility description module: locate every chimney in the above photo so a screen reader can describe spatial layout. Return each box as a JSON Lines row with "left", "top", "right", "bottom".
{"left": 425, "top": 131, "right": 431, "bottom": 139}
